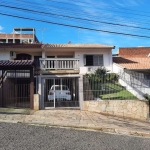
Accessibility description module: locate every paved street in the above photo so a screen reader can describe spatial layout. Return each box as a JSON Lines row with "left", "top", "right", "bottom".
{"left": 0, "top": 122, "right": 150, "bottom": 150}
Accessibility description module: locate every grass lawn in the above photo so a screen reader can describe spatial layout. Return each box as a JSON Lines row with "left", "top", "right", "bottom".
{"left": 91, "top": 82, "right": 137, "bottom": 100}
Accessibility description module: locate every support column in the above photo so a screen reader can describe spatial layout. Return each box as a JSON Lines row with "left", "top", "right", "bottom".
{"left": 30, "top": 68, "right": 34, "bottom": 109}
{"left": 79, "top": 75, "right": 84, "bottom": 110}
{"left": 42, "top": 51, "right": 46, "bottom": 58}
{"left": 1, "top": 70, "right": 4, "bottom": 107}
{"left": 38, "top": 76, "right": 43, "bottom": 109}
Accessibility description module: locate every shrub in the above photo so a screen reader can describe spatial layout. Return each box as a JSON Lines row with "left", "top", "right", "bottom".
{"left": 86, "top": 67, "right": 118, "bottom": 82}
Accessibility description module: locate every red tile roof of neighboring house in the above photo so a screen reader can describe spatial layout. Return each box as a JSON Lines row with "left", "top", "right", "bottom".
{"left": 113, "top": 57, "right": 150, "bottom": 70}
{"left": 119, "top": 47, "right": 150, "bottom": 57}
{"left": 113, "top": 47, "right": 150, "bottom": 70}
{"left": 0, "top": 43, "right": 42, "bottom": 48}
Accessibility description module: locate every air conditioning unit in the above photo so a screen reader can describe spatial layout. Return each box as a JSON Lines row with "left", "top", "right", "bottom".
{"left": 10, "top": 51, "right": 16, "bottom": 59}
{"left": 88, "top": 67, "right": 93, "bottom": 72}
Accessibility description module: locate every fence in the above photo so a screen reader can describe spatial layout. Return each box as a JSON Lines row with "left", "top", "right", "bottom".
{"left": 83, "top": 74, "right": 139, "bottom": 101}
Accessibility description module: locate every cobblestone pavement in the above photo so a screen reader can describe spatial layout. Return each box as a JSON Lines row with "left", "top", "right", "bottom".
{"left": 0, "top": 109, "right": 150, "bottom": 137}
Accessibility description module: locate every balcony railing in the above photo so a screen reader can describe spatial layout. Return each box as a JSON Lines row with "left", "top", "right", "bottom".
{"left": 39, "top": 58, "right": 80, "bottom": 70}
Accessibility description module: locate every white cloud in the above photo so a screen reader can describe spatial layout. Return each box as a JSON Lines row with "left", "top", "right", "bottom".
{"left": 112, "top": 0, "right": 143, "bottom": 7}
{"left": 0, "top": 26, "right": 3, "bottom": 31}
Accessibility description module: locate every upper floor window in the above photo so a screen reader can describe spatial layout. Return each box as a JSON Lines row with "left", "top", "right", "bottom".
{"left": 16, "top": 54, "right": 31, "bottom": 60}
{"left": 84, "top": 55, "right": 103, "bottom": 66}
{"left": 144, "top": 74, "right": 150, "bottom": 80}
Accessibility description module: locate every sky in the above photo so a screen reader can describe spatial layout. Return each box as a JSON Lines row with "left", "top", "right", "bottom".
{"left": 0, "top": 0, "right": 150, "bottom": 53}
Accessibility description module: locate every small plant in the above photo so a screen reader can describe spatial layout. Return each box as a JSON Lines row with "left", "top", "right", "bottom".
{"left": 94, "top": 67, "right": 108, "bottom": 76}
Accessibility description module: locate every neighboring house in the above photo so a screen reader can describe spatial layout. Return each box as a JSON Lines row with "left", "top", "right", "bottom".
{"left": 0, "top": 27, "right": 115, "bottom": 110}
{"left": 0, "top": 28, "right": 38, "bottom": 44}
{"left": 113, "top": 47, "right": 150, "bottom": 100}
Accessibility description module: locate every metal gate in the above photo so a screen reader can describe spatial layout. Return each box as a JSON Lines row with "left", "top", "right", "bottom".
{"left": 0, "top": 70, "right": 31, "bottom": 108}
{"left": 44, "top": 77, "right": 79, "bottom": 108}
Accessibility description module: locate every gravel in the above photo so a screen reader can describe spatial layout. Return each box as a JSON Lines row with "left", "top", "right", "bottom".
{"left": 0, "top": 122, "right": 150, "bottom": 150}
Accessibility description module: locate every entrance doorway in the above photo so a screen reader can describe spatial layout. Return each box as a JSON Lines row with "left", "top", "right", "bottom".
{"left": 44, "top": 77, "right": 79, "bottom": 108}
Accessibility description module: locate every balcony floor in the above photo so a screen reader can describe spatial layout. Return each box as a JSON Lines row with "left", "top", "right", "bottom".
{"left": 40, "top": 69, "right": 80, "bottom": 74}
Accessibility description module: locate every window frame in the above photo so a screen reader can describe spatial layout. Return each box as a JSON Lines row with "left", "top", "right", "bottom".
{"left": 84, "top": 54, "right": 104, "bottom": 66}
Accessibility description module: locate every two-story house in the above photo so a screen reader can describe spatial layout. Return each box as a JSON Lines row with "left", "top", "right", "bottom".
{"left": 0, "top": 28, "right": 115, "bottom": 110}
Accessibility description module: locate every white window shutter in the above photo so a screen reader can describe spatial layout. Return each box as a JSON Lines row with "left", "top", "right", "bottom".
{"left": 99, "top": 55, "right": 103, "bottom": 66}
{"left": 93, "top": 55, "right": 99, "bottom": 66}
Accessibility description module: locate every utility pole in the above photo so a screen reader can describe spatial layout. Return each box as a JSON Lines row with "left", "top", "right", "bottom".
{"left": 37, "top": 28, "right": 48, "bottom": 43}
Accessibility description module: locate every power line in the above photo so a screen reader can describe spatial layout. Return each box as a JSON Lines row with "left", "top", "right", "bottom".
{"left": 47, "top": 0, "right": 150, "bottom": 19}
{"left": 1, "top": 11, "right": 150, "bottom": 39}
{"left": 10, "top": 0, "right": 150, "bottom": 27}
{"left": 1, "top": 3, "right": 150, "bottom": 31}
{"left": 0, "top": 4, "right": 148, "bottom": 36}
{"left": 51, "top": 0, "right": 150, "bottom": 14}
{"left": 0, "top": 1, "right": 149, "bottom": 36}
{"left": 7, "top": 0, "right": 150, "bottom": 28}
{"left": 1, "top": 0, "right": 150, "bottom": 37}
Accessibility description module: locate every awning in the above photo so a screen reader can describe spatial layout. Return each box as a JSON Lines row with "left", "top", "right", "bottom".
{"left": 0, "top": 60, "right": 35, "bottom": 70}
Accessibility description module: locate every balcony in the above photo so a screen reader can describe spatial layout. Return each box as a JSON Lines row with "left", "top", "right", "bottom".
{"left": 39, "top": 58, "right": 80, "bottom": 74}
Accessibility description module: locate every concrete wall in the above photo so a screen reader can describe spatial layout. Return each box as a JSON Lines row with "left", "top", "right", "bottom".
{"left": 83, "top": 100, "right": 149, "bottom": 120}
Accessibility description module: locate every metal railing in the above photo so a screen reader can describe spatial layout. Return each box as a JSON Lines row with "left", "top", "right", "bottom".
{"left": 39, "top": 58, "right": 80, "bottom": 70}
{"left": 83, "top": 75, "right": 139, "bottom": 101}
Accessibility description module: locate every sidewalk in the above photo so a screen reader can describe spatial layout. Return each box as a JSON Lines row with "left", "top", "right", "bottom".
{"left": 0, "top": 108, "right": 150, "bottom": 137}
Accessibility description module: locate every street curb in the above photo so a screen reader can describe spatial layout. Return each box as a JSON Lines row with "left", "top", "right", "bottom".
{"left": 1, "top": 119, "right": 150, "bottom": 138}
{"left": 20, "top": 121, "right": 150, "bottom": 138}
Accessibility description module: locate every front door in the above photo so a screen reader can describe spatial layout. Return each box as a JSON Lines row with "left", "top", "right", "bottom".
{"left": 44, "top": 78, "right": 79, "bottom": 108}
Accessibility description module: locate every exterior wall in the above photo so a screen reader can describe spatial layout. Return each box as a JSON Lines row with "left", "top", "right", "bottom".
{"left": 45, "top": 51, "right": 74, "bottom": 57}
{"left": 113, "top": 63, "right": 123, "bottom": 74}
{"left": 75, "top": 49, "right": 112, "bottom": 74}
{"left": 83, "top": 100, "right": 149, "bottom": 120}
{"left": 0, "top": 51, "right": 10, "bottom": 60}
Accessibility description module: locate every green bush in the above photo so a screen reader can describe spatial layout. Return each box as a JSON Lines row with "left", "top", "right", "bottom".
{"left": 86, "top": 67, "right": 118, "bottom": 82}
